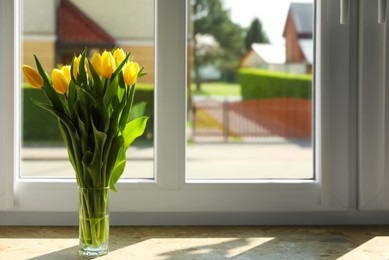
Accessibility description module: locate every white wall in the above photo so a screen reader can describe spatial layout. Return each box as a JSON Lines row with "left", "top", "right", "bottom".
{"left": 22, "top": 0, "right": 154, "bottom": 40}
{"left": 22, "top": 0, "right": 56, "bottom": 34}
{"left": 69, "top": 0, "right": 154, "bottom": 40}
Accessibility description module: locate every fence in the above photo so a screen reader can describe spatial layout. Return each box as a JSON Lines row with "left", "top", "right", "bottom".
{"left": 191, "top": 98, "right": 312, "bottom": 141}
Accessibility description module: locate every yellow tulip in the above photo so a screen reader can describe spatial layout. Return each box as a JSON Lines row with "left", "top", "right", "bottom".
{"left": 113, "top": 48, "right": 126, "bottom": 64}
{"left": 72, "top": 55, "right": 81, "bottom": 79}
{"left": 123, "top": 62, "right": 139, "bottom": 87}
{"left": 61, "top": 65, "right": 71, "bottom": 83}
{"left": 52, "top": 68, "right": 69, "bottom": 94}
{"left": 91, "top": 53, "right": 102, "bottom": 76}
{"left": 22, "top": 65, "right": 43, "bottom": 88}
{"left": 101, "top": 51, "right": 116, "bottom": 78}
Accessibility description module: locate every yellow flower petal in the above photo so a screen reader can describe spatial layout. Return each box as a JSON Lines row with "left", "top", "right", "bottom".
{"left": 22, "top": 65, "right": 43, "bottom": 88}
{"left": 61, "top": 65, "right": 71, "bottom": 83}
{"left": 123, "top": 62, "right": 139, "bottom": 86}
{"left": 101, "top": 51, "right": 116, "bottom": 78}
{"left": 113, "top": 48, "right": 126, "bottom": 64}
{"left": 91, "top": 52, "right": 102, "bottom": 76}
{"left": 52, "top": 68, "right": 69, "bottom": 94}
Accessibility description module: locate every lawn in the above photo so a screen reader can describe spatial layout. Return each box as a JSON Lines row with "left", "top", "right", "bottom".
{"left": 190, "top": 82, "right": 241, "bottom": 97}
{"left": 138, "top": 81, "right": 241, "bottom": 97}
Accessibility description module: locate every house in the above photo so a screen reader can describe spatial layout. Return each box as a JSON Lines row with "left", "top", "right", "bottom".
{"left": 282, "top": 2, "right": 313, "bottom": 74}
{"left": 240, "top": 43, "right": 285, "bottom": 70}
{"left": 240, "top": 2, "right": 313, "bottom": 74}
{"left": 56, "top": 0, "right": 116, "bottom": 66}
{"left": 22, "top": 0, "right": 154, "bottom": 83}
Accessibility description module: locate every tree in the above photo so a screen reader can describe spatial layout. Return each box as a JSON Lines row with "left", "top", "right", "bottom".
{"left": 245, "top": 18, "right": 269, "bottom": 51}
{"left": 191, "top": 0, "right": 244, "bottom": 90}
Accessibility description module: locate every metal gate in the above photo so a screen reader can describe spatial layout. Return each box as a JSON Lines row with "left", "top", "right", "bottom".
{"left": 191, "top": 98, "right": 312, "bottom": 141}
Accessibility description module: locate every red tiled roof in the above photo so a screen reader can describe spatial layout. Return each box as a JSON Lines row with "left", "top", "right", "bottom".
{"left": 58, "top": 0, "right": 115, "bottom": 45}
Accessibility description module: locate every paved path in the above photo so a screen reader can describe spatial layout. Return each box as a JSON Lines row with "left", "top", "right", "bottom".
{"left": 21, "top": 139, "right": 313, "bottom": 180}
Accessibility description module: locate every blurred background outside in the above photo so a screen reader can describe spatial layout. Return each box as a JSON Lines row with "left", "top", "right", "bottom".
{"left": 21, "top": 0, "right": 314, "bottom": 181}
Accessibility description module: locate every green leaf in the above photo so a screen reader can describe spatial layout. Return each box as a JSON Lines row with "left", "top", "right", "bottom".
{"left": 106, "top": 95, "right": 126, "bottom": 138}
{"left": 90, "top": 118, "right": 108, "bottom": 187}
{"left": 67, "top": 81, "right": 77, "bottom": 120}
{"left": 105, "top": 135, "right": 124, "bottom": 191}
{"left": 34, "top": 55, "right": 66, "bottom": 114}
{"left": 127, "top": 102, "right": 147, "bottom": 123}
{"left": 108, "top": 116, "right": 148, "bottom": 192}
{"left": 109, "top": 149, "right": 126, "bottom": 192}
{"left": 122, "top": 116, "right": 149, "bottom": 150}
{"left": 87, "top": 59, "right": 103, "bottom": 97}
{"left": 58, "top": 120, "right": 83, "bottom": 186}
{"left": 111, "top": 53, "right": 130, "bottom": 80}
{"left": 79, "top": 87, "right": 110, "bottom": 133}
{"left": 31, "top": 99, "right": 77, "bottom": 134}
{"left": 119, "top": 86, "right": 135, "bottom": 131}
{"left": 118, "top": 71, "right": 126, "bottom": 89}
{"left": 102, "top": 79, "right": 118, "bottom": 108}
{"left": 70, "top": 55, "right": 78, "bottom": 83}
{"left": 80, "top": 119, "right": 107, "bottom": 188}
{"left": 32, "top": 99, "right": 83, "bottom": 185}
{"left": 138, "top": 67, "right": 147, "bottom": 78}
{"left": 77, "top": 116, "right": 89, "bottom": 154}
{"left": 81, "top": 151, "right": 94, "bottom": 187}
{"left": 75, "top": 88, "right": 90, "bottom": 127}
{"left": 78, "top": 49, "right": 88, "bottom": 86}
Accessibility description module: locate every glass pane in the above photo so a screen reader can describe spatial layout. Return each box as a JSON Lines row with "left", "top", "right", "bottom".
{"left": 21, "top": 0, "right": 154, "bottom": 179}
{"left": 187, "top": 0, "right": 314, "bottom": 180}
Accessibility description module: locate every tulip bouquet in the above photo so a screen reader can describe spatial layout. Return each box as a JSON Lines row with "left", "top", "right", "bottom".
{"left": 22, "top": 48, "right": 148, "bottom": 257}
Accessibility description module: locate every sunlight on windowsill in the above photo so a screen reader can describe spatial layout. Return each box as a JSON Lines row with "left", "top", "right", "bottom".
{"left": 1, "top": 226, "right": 389, "bottom": 259}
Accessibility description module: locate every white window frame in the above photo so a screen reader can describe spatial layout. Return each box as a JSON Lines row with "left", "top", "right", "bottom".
{"left": 358, "top": 0, "right": 389, "bottom": 211}
{"left": 3, "top": 0, "right": 388, "bottom": 225}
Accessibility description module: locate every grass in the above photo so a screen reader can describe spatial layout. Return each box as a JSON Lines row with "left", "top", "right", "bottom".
{"left": 136, "top": 83, "right": 154, "bottom": 91}
{"left": 138, "top": 81, "right": 241, "bottom": 97}
{"left": 190, "top": 82, "right": 241, "bottom": 96}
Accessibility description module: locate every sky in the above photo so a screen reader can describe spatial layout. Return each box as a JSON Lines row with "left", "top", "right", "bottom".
{"left": 223, "top": 0, "right": 313, "bottom": 45}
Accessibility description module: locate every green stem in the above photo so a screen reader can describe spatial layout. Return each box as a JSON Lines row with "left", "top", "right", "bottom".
{"left": 79, "top": 188, "right": 109, "bottom": 249}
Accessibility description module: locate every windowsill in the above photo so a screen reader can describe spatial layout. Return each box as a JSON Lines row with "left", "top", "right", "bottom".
{"left": 0, "top": 226, "right": 388, "bottom": 259}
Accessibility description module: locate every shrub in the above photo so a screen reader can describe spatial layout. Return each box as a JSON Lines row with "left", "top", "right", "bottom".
{"left": 238, "top": 68, "right": 312, "bottom": 100}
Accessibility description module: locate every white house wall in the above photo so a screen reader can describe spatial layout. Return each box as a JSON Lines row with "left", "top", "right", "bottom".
{"left": 22, "top": 0, "right": 56, "bottom": 35}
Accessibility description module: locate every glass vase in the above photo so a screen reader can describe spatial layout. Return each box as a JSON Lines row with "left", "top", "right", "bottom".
{"left": 78, "top": 187, "right": 109, "bottom": 257}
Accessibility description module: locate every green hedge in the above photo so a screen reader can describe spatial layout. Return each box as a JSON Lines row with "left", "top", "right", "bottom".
{"left": 238, "top": 68, "right": 312, "bottom": 100}
{"left": 23, "top": 87, "right": 154, "bottom": 145}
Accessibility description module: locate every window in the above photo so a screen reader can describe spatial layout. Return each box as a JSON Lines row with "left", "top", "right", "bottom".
{"left": 2, "top": 0, "right": 387, "bottom": 225}
{"left": 21, "top": 0, "right": 154, "bottom": 180}
{"left": 186, "top": 0, "right": 314, "bottom": 181}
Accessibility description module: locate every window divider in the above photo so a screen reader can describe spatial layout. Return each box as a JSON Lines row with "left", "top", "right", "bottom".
{"left": 0, "top": 0, "right": 17, "bottom": 210}
{"left": 154, "top": 0, "right": 187, "bottom": 189}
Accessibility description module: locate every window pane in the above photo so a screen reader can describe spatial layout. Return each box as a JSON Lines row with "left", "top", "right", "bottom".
{"left": 21, "top": 0, "right": 154, "bottom": 179}
{"left": 187, "top": 0, "right": 314, "bottom": 180}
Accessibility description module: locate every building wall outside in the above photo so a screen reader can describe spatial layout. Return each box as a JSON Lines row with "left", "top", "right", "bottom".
{"left": 284, "top": 13, "right": 305, "bottom": 63}
{"left": 120, "top": 45, "right": 154, "bottom": 84}
{"left": 22, "top": 0, "right": 154, "bottom": 83}
{"left": 23, "top": 0, "right": 56, "bottom": 35}
{"left": 22, "top": 0, "right": 56, "bottom": 74}
{"left": 69, "top": 0, "right": 154, "bottom": 40}
{"left": 22, "top": 39, "right": 56, "bottom": 77}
